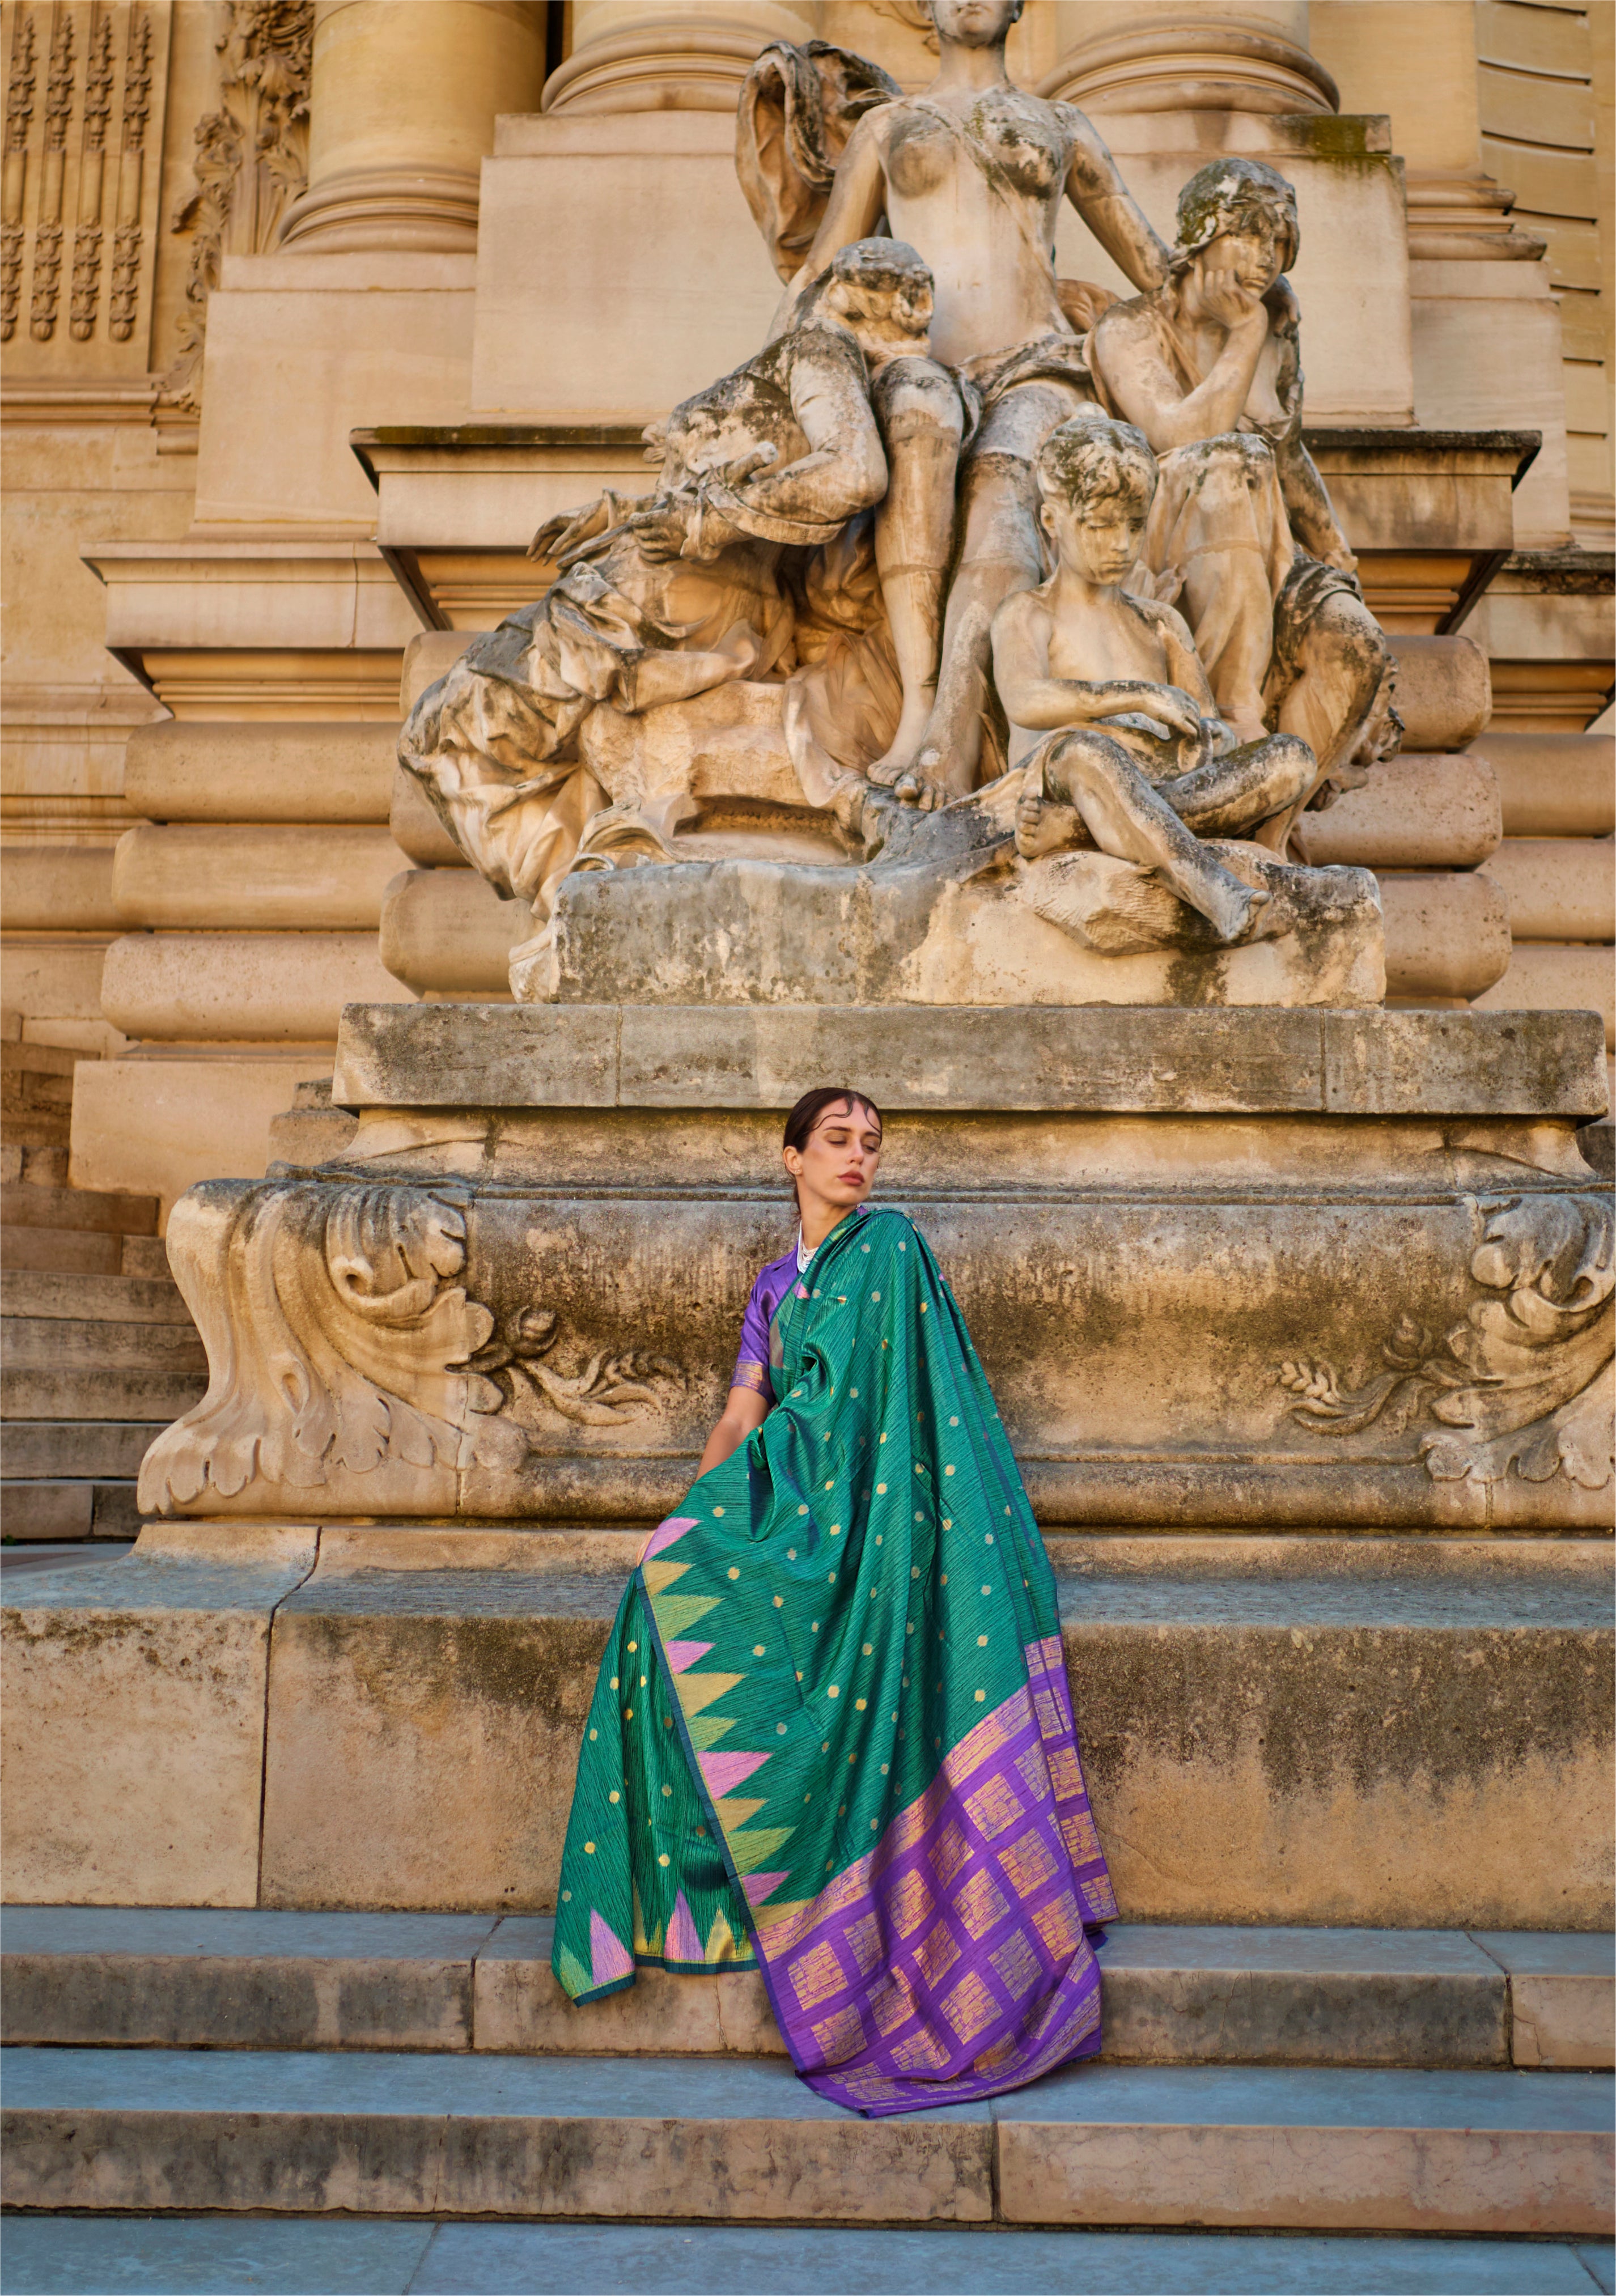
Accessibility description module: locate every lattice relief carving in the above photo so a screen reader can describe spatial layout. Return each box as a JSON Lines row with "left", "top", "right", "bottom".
{"left": 1, "top": 1, "right": 163, "bottom": 353}
{"left": 158, "top": 0, "right": 309, "bottom": 413}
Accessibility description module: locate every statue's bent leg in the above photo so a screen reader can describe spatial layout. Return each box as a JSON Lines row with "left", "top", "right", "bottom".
{"left": 869, "top": 357, "right": 964, "bottom": 787}
{"left": 1144, "top": 435, "right": 1290, "bottom": 742}
{"left": 1157, "top": 733, "right": 1316, "bottom": 854}
{"left": 907, "top": 379, "right": 1085, "bottom": 808}
{"left": 1040, "top": 729, "right": 1271, "bottom": 945}
{"left": 1273, "top": 587, "right": 1390, "bottom": 798}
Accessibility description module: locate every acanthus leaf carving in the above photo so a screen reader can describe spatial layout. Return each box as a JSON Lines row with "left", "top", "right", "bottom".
{"left": 138, "top": 1178, "right": 520, "bottom": 1517}
{"left": 158, "top": 0, "right": 310, "bottom": 413}
{"left": 28, "top": 0, "right": 73, "bottom": 342}
{"left": 1, "top": 5, "right": 36, "bottom": 342}
{"left": 1279, "top": 1190, "right": 1615, "bottom": 1491}
{"left": 108, "top": 3, "right": 151, "bottom": 341}
{"left": 472, "top": 1305, "right": 688, "bottom": 1428}
{"left": 69, "top": 1, "right": 114, "bottom": 340}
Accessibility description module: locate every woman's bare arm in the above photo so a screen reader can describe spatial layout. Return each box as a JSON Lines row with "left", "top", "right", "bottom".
{"left": 698, "top": 1386, "right": 770, "bottom": 1475}
{"left": 1063, "top": 117, "right": 1173, "bottom": 294}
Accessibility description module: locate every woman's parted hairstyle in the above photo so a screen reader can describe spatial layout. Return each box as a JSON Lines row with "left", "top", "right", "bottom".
{"left": 783, "top": 1087, "right": 883, "bottom": 1163}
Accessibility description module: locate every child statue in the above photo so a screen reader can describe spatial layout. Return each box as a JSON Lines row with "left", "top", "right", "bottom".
{"left": 991, "top": 412, "right": 1332, "bottom": 947}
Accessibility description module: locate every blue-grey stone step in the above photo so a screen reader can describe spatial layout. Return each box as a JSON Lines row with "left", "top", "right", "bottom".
{"left": 6, "top": 1905, "right": 1611, "bottom": 2070}
{"left": 1, "top": 2217, "right": 1613, "bottom": 2296}
{"left": 2, "top": 2048, "right": 1610, "bottom": 2233}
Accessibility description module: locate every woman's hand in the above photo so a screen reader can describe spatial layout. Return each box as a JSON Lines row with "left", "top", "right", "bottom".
{"left": 698, "top": 1385, "right": 769, "bottom": 1475}
{"left": 1198, "top": 262, "right": 1267, "bottom": 335}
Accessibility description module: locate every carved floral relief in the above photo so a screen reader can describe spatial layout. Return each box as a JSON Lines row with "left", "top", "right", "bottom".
{"left": 1280, "top": 1190, "right": 1615, "bottom": 1493}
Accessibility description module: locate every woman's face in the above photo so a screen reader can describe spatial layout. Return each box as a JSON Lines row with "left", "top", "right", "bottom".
{"left": 784, "top": 1100, "right": 883, "bottom": 1213}
{"left": 931, "top": 0, "right": 1021, "bottom": 52}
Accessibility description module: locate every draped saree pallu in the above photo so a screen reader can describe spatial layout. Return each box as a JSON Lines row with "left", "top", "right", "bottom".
{"left": 552, "top": 1206, "right": 1117, "bottom": 2115}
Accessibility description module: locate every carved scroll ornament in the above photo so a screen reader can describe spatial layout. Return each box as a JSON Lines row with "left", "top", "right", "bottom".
{"left": 138, "top": 1178, "right": 523, "bottom": 1516}
{"left": 1280, "top": 1190, "right": 1615, "bottom": 1492}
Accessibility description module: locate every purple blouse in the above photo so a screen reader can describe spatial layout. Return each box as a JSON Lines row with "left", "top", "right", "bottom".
{"left": 730, "top": 1246, "right": 802, "bottom": 1403}
{"left": 731, "top": 1208, "right": 870, "bottom": 1403}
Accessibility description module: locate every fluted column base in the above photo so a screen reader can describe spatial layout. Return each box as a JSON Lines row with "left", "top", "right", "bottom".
{"left": 276, "top": 165, "right": 482, "bottom": 254}
{"left": 1042, "top": 18, "right": 1338, "bottom": 116}
{"left": 544, "top": 6, "right": 814, "bottom": 116}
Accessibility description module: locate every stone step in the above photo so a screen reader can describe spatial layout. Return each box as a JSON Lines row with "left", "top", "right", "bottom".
{"left": 0, "top": 1366, "right": 206, "bottom": 1422}
{"left": 0, "top": 1421, "right": 161, "bottom": 1479}
{"left": 6, "top": 2218, "right": 1614, "bottom": 2296}
{"left": 0, "top": 1182, "right": 158, "bottom": 1237}
{"left": 0, "top": 1481, "right": 142, "bottom": 1542}
{"left": 6, "top": 1529, "right": 1609, "bottom": 1925}
{"left": 0, "top": 1269, "right": 191, "bottom": 1325}
{"left": 119, "top": 1235, "right": 172, "bottom": 1280}
{"left": 2, "top": 2048, "right": 1608, "bottom": 2234}
{"left": 1, "top": 1314, "right": 205, "bottom": 1370}
{"left": 3, "top": 1907, "right": 1610, "bottom": 2072}
{"left": 0, "top": 1225, "right": 125, "bottom": 1274}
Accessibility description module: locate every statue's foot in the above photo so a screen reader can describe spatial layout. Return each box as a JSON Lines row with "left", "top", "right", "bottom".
{"left": 867, "top": 704, "right": 936, "bottom": 791}
{"left": 1204, "top": 878, "right": 1273, "bottom": 945}
{"left": 889, "top": 745, "right": 958, "bottom": 813}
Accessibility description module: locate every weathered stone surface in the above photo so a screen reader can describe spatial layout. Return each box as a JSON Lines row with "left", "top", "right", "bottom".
{"left": 1295, "top": 752, "right": 1502, "bottom": 870}
{"left": 9, "top": 1904, "right": 1564, "bottom": 2070}
{"left": 992, "top": 2063, "right": 1614, "bottom": 2233}
{"left": 1384, "top": 635, "right": 1491, "bottom": 754}
{"left": 0, "top": 2049, "right": 996, "bottom": 2221}
{"left": 1, "top": 1527, "right": 319, "bottom": 1906}
{"left": 1094, "top": 1926, "right": 1506, "bottom": 2069}
{"left": 1377, "top": 869, "right": 1512, "bottom": 1000}
{"left": 230, "top": 1536, "right": 1616, "bottom": 1924}
{"left": 0, "top": 1908, "right": 496, "bottom": 2053}
{"left": 122, "top": 721, "right": 399, "bottom": 826}
{"left": 3, "top": 2049, "right": 1606, "bottom": 2232}
{"left": 135, "top": 1085, "right": 1614, "bottom": 1531}
{"left": 332, "top": 1002, "right": 1608, "bottom": 1118}
{"left": 542, "top": 856, "right": 1386, "bottom": 1011}
{"left": 1474, "top": 1933, "right": 1616, "bottom": 2070}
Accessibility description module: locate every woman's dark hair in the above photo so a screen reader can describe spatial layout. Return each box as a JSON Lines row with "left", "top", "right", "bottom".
{"left": 783, "top": 1087, "right": 883, "bottom": 1160}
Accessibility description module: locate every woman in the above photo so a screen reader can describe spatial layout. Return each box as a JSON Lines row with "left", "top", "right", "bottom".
{"left": 552, "top": 1088, "right": 1116, "bottom": 2116}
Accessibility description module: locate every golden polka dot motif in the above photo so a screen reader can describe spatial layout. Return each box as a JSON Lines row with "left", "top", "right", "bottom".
{"left": 728, "top": 1567, "right": 740, "bottom": 1580}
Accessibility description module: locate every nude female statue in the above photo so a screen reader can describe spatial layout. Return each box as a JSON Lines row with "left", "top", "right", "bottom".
{"left": 767, "top": 0, "right": 1173, "bottom": 805}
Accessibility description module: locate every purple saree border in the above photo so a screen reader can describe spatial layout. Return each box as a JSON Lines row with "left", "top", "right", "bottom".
{"left": 749, "top": 1635, "right": 1117, "bottom": 2116}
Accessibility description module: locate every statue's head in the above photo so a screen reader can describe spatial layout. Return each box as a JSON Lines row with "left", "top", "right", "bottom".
{"left": 820, "top": 237, "right": 935, "bottom": 362}
{"left": 1036, "top": 412, "right": 1157, "bottom": 585}
{"left": 928, "top": 0, "right": 1024, "bottom": 52}
{"left": 1174, "top": 156, "right": 1299, "bottom": 291}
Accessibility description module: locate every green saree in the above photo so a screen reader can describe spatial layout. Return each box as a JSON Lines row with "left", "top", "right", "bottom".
{"left": 552, "top": 1204, "right": 1115, "bottom": 2115}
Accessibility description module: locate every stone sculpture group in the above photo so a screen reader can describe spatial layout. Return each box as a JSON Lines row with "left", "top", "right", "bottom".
{"left": 401, "top": 0, "right": 1400, "bottom": 1006}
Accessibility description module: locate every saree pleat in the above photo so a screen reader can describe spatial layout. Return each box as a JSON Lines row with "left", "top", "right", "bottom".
{"left": 553, "top": 1206, "right": 1116, "bottom": 2115}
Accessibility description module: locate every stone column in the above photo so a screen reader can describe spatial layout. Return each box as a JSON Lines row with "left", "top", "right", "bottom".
{"left": 1311, "top": 0, "right": 1542, "bottom": 257}
{"left": 1042, "top": 1, "right": 1338, "bottom": 116}
{"left": 278, "top": 0, "right": 548, "bottom": 253}
{"left": 542, "top": 1, "right": 816, "bottom": 116}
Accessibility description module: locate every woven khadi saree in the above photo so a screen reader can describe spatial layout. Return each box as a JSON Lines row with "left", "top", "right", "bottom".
{"left": 552, "top": 1204, "right": 1116, "bottom": 2115}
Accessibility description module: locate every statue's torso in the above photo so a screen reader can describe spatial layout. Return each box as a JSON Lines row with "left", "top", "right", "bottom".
{"left": 871, "top": 89, "right": 1074, "bottom": 367}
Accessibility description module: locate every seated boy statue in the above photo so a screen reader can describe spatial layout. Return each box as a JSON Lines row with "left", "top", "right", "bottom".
{"left": 990, "top": 411, "right": 1326, "bottom": 947}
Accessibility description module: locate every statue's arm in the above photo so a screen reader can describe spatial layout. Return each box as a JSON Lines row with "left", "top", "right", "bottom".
{"left": 1156, "top": 609, "right": 1221, "bottom": 714}
{"left": 1089, "top": 303, "right": 1266, "bottom": 454}
{"left": 742, "top": 336, "right": 888, "bottom": 523}
{"left": 1062, "top": 112, "right": 1173, "bottom": 293}
{"left": 770, "top": 116, "right": 889, "bottom": 338}
{"left": 992, "top": 591, "right": 1205, "bottom": 737}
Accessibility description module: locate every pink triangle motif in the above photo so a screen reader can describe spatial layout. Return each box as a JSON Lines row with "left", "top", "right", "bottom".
{"left": 641, "top": 1516, "right": 698, "bottom": 1562}
{"left": 743, "top": 1870, "right": 790, "bottom": 1907}
{"left": 588, "top": 1909, "right": 635, "bottom": 1988}
{"left": 699, "top": 1748, "right": 771, "bottom": 1798}
{"left": 661, "top": 1640, "right": 712, "bottom": 1674}
{"left": 666, "top": 1890, "right": 705, "bottom": 1963}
